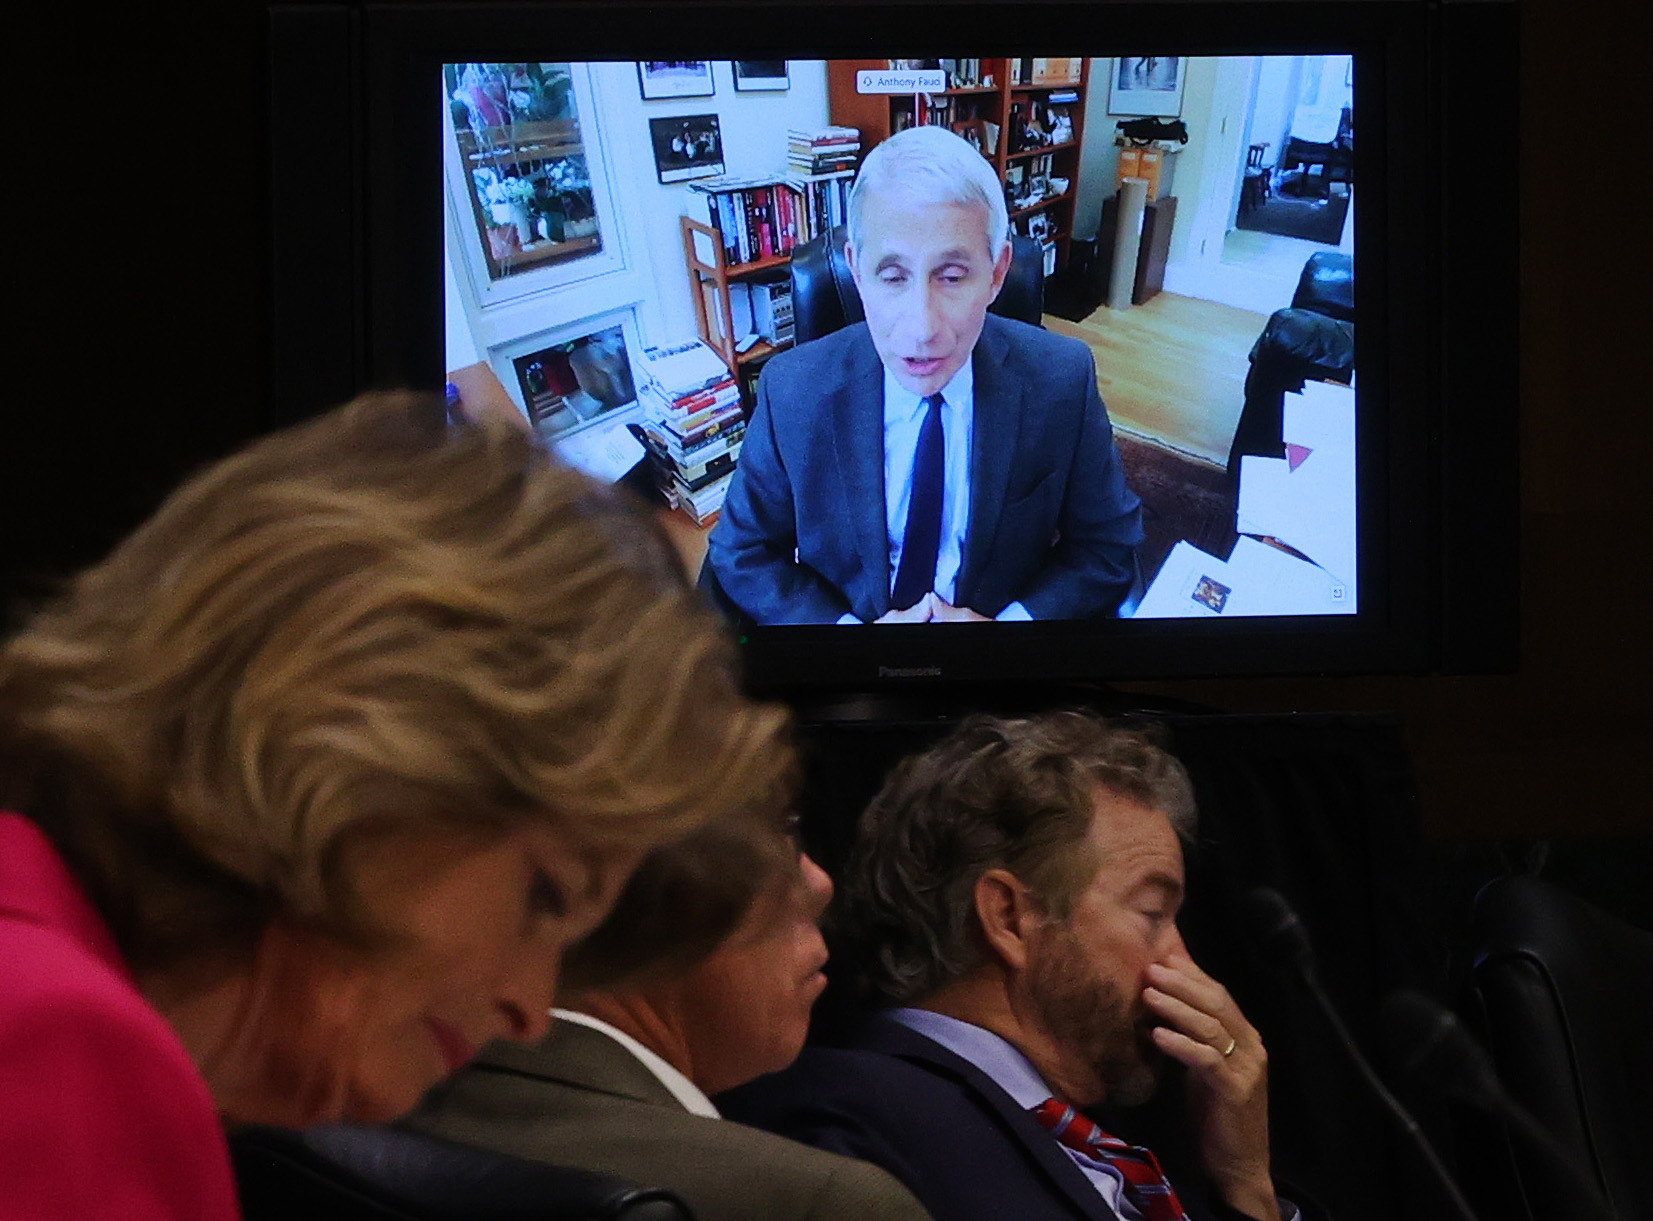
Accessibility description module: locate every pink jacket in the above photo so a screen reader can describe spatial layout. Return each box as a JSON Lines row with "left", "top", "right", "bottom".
{"left": 1, "top": 812, "right": 241, "bottom": 1219}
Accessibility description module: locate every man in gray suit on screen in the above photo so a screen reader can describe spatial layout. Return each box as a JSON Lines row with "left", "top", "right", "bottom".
{"left": 705, "top": 125, "right": 1142, "bottom": 626}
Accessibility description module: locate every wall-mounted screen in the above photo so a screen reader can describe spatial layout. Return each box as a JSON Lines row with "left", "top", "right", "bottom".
{"left": 442, "top": 52, "right": 1362, "bottom": 637}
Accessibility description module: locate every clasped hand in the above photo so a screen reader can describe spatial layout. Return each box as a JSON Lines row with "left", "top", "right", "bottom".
{"left": 874, "top": 593, "right": 990, "bottom": 623}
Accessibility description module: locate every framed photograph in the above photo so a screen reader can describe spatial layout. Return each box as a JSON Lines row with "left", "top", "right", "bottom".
{"left": 1108, "top": 56, "right": 1186, "bottom": 117}
{"left": 512, "top": 322, "right": 638, "bottom": 442}
{"left": 637, "top": 60, "right": 714, "bottom": 100}
{"left": 732, "top": 60, "right": 789, "bottom": 91}
{"left": 648, "top": 114, "right": 725, "bottom": 184}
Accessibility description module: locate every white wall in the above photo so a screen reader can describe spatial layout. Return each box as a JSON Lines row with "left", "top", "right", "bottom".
{"left": 593, "top": 60, "right": 831, "bottom": 349}
{"left": 446, "top": 61, "right": 833, "bottom": 406}
{"left": 1245, "top": 57, "right": 1300, "bottom": 171}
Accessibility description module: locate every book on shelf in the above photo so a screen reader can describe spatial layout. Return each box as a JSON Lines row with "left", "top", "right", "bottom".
{"left": 749, "top": 280, "right": 794, "bottom": 345}
{"left": 783, "top": 171, "right": 854, "bottom": 237}
{"left": 689, "top": 173, "right": 805, "bottom": 266}
{"left": 937, "top": 58, "right": 985, "bottom": 89}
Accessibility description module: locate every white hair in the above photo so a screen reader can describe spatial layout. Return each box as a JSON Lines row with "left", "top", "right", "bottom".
{"left": 847, "top": 125, "right": 1011, "bottom": 262}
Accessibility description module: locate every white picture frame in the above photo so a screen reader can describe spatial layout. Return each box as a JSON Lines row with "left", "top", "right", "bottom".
{"left": 1108, "top": 56, "right": 1187, "bottom": 117}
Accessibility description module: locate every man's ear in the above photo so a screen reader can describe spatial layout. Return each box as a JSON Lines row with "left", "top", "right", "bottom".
{"left": 987, "top": 237, "right": 1013, "bottom": 302}
{"left": 844, "top": 238, "right": 862, "bottom": 289}
{"left": 975, "top": 867, "right": 1042, "bottom": 972}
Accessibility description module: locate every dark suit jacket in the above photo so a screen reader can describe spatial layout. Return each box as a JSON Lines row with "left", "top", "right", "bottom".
{"left": 717, "top": 1014, "right": 1276, "bottom": 1221}
{"left": 402, "top": 1018, "right": 933, "bottom": 1221}
{"left": 704, "top": 315, "right": 1143, "bottom": 624}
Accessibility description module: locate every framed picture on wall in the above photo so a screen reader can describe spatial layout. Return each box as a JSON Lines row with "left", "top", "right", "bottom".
{"left": 637, "top": 60, "right": 714, "bottom": 100}
{"left": 732, "top": 60, "right": 789, "bottom": 91}
{"left": 648, "top": 114, "right": 725, "bottom": 183}
{"left": 1108, "top": 56, "right": 1186, "bottom": 117}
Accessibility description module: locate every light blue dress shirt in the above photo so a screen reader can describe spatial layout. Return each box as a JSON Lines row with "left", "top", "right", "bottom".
{"left": 888, "top": 1007, "right": 1143, "bottom": 1220}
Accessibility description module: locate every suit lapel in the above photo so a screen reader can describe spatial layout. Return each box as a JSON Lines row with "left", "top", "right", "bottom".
{"left": 830, "top": 329, "right": 892, "bottom": 613}
{"left": 474, "top": 1019, "right": 685, "bottom": 1111}
{"left": 960, "top": 317, "right": 1026, "bottom": 602}
{"left": 857, "top": 1015, "right": 1119, "bottom": 1221}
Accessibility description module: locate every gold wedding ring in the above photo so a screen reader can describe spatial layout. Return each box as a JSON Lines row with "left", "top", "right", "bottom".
{"left": 1221, "top": 1035, "right": 1238, "bottom": 1057}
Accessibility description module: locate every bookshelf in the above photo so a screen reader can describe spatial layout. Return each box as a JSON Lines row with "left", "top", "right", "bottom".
{"left": 826, "top": 58, "right": 1091, "bottom": 277}
{"left": 680, "top": 214, "right": 793, "bottom": 379}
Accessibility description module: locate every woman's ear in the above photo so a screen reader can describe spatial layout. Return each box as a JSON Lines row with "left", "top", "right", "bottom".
{"left": 974, "top": 867, "right": 1041, "bottom": 973}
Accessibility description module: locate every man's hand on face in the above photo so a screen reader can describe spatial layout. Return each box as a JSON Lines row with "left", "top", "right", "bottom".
{"left": 1143, "top": 947, "right": 1281, "bottom": 1221}
{"left": 876, "top": 594, "right": 936, "bottom": 624}
{"left": 928, "top": 596, "right": 992, "bottom": 623}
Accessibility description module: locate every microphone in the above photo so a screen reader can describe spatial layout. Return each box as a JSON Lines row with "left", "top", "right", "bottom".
{"left": 1381, "top": 989, "right": 1616, "bottom": 1221}
{"left": 1241, "top": 888, "right": 1481, "bottom": 1221}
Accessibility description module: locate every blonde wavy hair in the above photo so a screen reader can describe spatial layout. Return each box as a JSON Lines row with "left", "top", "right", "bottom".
{"left": 0, "top": 391, "right": 794, "bottom": 978}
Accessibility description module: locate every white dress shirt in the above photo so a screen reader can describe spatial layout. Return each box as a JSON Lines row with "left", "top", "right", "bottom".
{"left": 552, "top": 1008, "right": 719, "bottom": 1118}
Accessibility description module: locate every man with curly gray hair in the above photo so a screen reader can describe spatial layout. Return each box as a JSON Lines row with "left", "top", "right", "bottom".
{"left": 722, "top": 710, "right": 1302, "bottom": 1221}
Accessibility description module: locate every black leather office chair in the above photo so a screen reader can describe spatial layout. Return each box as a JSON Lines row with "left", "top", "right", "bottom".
{"left": 231, "top": 1124, "right": 695, "bottom": 1220}
{"left": 1225, "top": 251, "right": 1355, "bottom": 484}
{"left": 788, "top": 223, "right": 1046, "bottom": 345}
{"left": 1454, "top": 876, "right": 1653, "bottom": 1221}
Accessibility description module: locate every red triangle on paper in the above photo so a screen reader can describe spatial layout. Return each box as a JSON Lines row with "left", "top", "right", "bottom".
{"left": 1286, "top": 443, "right": 1314, "bottom": 472}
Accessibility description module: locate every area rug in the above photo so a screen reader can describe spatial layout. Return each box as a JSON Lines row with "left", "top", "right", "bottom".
{"left": 1235, "top": 192, "right": 1349, "bottom": 246}
{"left": 1114, "top": 430, "right": 1237, "bottom": 579}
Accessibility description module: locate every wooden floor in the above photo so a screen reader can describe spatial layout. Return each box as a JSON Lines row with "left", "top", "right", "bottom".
{"left": 1045, "top": 291, "right": 1268, "bottom": 465}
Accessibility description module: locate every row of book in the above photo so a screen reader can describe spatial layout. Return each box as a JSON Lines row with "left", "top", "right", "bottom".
{"left": 692, "top": 171, "right": 857, "bottom": 267}
{"left": 633, "top": 339, "right": 747, "bottom": 525}
{"left": 691, "top": 175, "right": 805, "bottom": 268}
{"left": 783, "top": 170, "right": 854, "bottom": 242}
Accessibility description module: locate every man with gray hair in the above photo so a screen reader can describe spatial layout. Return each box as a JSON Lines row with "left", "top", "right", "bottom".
{"left": 705, "top": 126, "right": 1142, "bottom": 625}
{"left": 720, "top": 711, "right": 1301, "bottom": 1221}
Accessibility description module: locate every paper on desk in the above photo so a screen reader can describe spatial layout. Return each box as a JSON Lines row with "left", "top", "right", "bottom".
{"left": 1133, "top": 538, "right": 1353, "bottom": 618}
{"left": 554, "top": 411, "right": 646, "bottom": 484}
{"left": 1234, "top": 382, "right": 1357, "bottom": 593}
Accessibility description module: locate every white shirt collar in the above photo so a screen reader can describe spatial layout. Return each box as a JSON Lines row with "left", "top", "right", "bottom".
{"left": 881, "top": 358, "right": 975, "bottom": 420}
{"left": 552, "top": 1008, "right": 720, "bottom": 1118}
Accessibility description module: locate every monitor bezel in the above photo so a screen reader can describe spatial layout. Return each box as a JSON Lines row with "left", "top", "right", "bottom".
{"left": 269, "top": 0, "right": 1516, "bottom": 690}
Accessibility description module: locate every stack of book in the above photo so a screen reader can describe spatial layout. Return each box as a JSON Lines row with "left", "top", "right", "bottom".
{"left": 689, "top": 174, "right": 803, "bottom": 268}
{"left": 785, "top": 125, "right": 860, "bottom": 240}
{"left": 633, "top": 339, "right": 747, "bottom": 525}
{"left": 787, "top": 125, "right": 860, "bottom": 175}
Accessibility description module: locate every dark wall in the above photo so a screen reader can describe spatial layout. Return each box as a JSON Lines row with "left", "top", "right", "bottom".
{"left": 9, "top": 1, "right": 1648, "bottom": 846}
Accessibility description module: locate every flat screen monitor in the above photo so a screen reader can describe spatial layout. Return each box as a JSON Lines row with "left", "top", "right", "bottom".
{"left": 268, "top": 1, "right": 1517, "bottom": 689}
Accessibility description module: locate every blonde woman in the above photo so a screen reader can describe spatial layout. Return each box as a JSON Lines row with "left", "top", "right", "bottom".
{"left": 0, "top": 392, "right": 792, "bottom": 1219}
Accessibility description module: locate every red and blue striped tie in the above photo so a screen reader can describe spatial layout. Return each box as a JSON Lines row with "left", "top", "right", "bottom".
{"left": 1030, "top": 1097, "right": 1191, "bottom": 1221}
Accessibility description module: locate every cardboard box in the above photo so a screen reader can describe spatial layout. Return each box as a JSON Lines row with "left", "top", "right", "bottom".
{"left": 1031, "top": 57, "right": 1082, "bottom": 85}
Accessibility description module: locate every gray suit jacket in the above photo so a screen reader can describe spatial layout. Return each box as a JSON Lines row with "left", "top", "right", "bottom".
{"left": 401, "top": 1020, "right": 934, "bottom": 1221}
{"left": 704, "top": 314, "right": 1143, "bottom": 624}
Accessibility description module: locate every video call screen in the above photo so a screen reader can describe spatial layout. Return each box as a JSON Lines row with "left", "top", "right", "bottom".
{"left": 442, "top": 54, "right": 1358, "bottom": 625}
